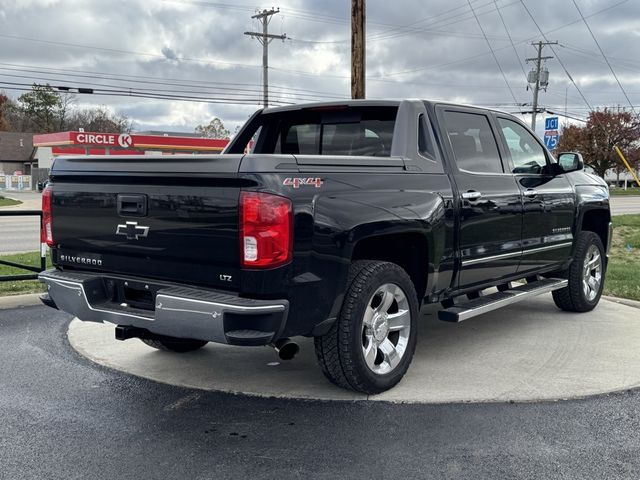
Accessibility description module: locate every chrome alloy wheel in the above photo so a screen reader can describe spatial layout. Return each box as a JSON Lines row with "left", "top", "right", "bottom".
{"left": 361, "top": 283, "right": 412, "bottom": 375}
{"left": 582, "top": 244, "right": 602, "bottom": 301}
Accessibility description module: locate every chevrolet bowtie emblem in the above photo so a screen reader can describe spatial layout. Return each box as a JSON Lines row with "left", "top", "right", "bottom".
{"left": 116, "top": 221, "right": 150, "bottom": 240}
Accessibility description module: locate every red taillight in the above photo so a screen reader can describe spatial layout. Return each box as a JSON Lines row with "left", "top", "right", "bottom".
{"left": 240, "top": 191, "right": 292, "bottom": 268}
{"left": 41, "top": 186, "right": 54, "bottom": 247}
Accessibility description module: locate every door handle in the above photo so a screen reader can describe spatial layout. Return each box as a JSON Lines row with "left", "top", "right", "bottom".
{"left": 523, "top": 189, "right": 538, "bottom": 198}
{"left": 461, "top": 191, "right": 482, "bottom": 200}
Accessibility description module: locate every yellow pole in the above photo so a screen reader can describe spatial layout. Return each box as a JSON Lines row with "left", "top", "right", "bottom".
{"left": 614, "top": 145, "right": 640, "bottom": 188}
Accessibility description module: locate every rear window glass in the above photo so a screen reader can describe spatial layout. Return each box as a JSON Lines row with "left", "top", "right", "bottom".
{"left": 248, "top": 106, "right": 397, "bottom": 157}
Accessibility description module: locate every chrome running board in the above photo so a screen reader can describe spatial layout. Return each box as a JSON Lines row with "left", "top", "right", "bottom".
{"left": 438, "top": 278, "right": 568, "bottom": 323}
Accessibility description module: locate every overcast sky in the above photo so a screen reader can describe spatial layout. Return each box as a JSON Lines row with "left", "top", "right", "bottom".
{"left": 0, "top": 0, "right": 638, "bottom": 133}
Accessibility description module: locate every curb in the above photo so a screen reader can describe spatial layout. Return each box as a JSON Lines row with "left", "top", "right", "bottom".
{"left": 0, "top": 293, "right": 42, "bottom": 310}
{"left": 603, "top": 295, "right": 640, "bottom": 310}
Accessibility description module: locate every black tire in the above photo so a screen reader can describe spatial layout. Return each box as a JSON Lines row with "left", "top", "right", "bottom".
{"left": 140, "top": 337, "right": 208, "bottom": 353}
{"left": 552, "top": 231, "right": 606, "bottom": 312}
{"left": 314, "top": 260, "right": 419, "bottom": 394}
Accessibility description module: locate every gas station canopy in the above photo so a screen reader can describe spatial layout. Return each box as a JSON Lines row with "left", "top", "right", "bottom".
{"left": 33, "top": 131, "right": 229, "bottom": 156}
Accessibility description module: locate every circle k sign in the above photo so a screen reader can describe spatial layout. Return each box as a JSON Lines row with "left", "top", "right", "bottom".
{"left": 117, "top": 134, "right": 133, "bottom": 148}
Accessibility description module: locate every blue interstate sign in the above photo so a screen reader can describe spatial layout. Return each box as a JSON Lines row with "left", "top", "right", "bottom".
{"left": 545, "top": 117, "right": 559, "bottom": 131}
{"left": 544, "top": 133, "right": 559, "bottom": 149}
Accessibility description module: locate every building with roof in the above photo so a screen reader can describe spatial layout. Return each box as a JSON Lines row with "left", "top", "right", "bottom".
{"left": 0, "top": 132, "right": 36, "bottom": 175}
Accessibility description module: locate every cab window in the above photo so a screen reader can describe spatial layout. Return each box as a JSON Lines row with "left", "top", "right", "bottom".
{"left": 497, "top": 118, "right": 548, "bottom": 174}
{"left": 256, "top": 106, "right": 397, "bottom": 157}
{"left": 443, "top": 111, "right": 503, "bottom": 174}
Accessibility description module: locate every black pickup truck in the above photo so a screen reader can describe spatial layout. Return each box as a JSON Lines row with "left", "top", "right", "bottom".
{"left": 39, "top": 100, "right": 612, "bottom": 394}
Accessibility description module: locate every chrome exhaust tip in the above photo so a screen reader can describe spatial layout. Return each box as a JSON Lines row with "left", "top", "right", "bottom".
{"left": 271, "top": 338, "right": 299, "bottom": 361}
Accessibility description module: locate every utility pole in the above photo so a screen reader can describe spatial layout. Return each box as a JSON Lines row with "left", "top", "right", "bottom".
{"left": 244, "top": 9, "right": 286, "bottom": 107}
{"left": 351, "top": 0, "right": 365, "bottom": 99}
{"left": 526, "top": 41, "right": 557, "bottom": 131}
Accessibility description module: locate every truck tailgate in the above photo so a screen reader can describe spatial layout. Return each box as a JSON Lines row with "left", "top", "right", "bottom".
{"left": 49, "top": 155, "right": 246, "bottom": 290}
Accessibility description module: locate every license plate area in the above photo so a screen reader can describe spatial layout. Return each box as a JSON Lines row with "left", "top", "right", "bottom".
{"left": 104, "top": 278, "right": 158, "bottom": 311}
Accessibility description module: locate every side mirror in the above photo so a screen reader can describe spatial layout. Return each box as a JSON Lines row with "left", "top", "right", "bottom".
{"left": 557, "top": 152, "right": 584, "bottom": 173}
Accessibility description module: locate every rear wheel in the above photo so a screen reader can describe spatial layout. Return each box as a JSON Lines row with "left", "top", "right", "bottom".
{"left": 140, "top": 337, "right": 208, "bottom": 353}
{"left": 552, "top": 231, "right": 605, "bottom": 312}
{"left": 314, "top": 260, "right": 419, "bottom": 394}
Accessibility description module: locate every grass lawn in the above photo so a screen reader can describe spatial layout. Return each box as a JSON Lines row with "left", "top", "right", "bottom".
{"left": 0, "top": 251, "right": 50, "bottom": 296}
{"left": 609, "top": 188, "right": 640, "bottom": 196}
{"left": 605, "top": 214, "right": 640, "bottom": 301}
{"left": 0, "top": 195, "right": 22, "bottom": 207}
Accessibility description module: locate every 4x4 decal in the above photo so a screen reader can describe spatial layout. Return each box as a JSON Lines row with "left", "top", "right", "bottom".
{"left": 283, "top": 177, "right": 323, "bottom": 188}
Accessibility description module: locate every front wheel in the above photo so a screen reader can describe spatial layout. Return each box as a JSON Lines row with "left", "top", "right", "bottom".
{"left": 314, "top": 261, "right": 419, "bottom": 394}
{"left": 552, "top": 231, "right": 606, "bottom": 312}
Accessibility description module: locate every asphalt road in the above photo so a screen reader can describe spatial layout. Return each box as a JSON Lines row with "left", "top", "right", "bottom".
{"left": 0, "top": 216, "right": 42, "bottom": 254}
{"left": 611, "top": 195, "right": 640, "bottom": 216}
{"left": 0, "top": 190, "right": 43, "bottom": 254}
{"left": 2, "top": 305, "right": 640, "bottom": 479}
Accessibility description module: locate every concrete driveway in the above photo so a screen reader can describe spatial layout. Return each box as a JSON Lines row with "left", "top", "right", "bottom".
{"left": 68, "top": 295, "right": 640, "bottom": 403}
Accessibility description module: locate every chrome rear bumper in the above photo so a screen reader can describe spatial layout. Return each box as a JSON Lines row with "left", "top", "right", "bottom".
{"left": 39, "top": 269, "right": 288, "bottom": 346}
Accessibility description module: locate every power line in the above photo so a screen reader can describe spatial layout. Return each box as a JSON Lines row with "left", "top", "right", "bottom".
{"left": 0, "top": 62, "right": 348, "bottom": 99}
{"left": 288, "top": 28, "right": 511, "bottom": 45}
{"left": 369, "top": 0, "right": 628, "bottom": 78}
{"left": 365, "top": 0, "right": 522, "bottom": 43}
{"left": 0, "top": 80, "right": 293, "bottom": 106}
{"left": 493, "top": 0, "right": 528, "bottom": 80}
{"left": 559, "top": 43, "right": 640, "bottom": 71}
{"left": 570, "top": 0, "right": 637, "bottom": 117}
{"left": 466, "top": 0, "right": 520, "bottom": 105}
{"left": 0, "top": 34, "right": 261, "bottom": 71}
{"left": 0, "top": 69, "right": 342, "bottom": 103}
{"left": 0, "top": 72, "right": 325, "bottom": 105}
{"left": 0, "top": 62, "right": 524, "bottom": 97}
{"left": 517, "top": 0, "right": 595, "bottom": 114}
{"left": 264, "top": 0, "right": 522, "bottom": 45}
{"left": 179, "top": 0, "right": 489, "bottom": 33}
{"left": 541, "top": 109, "right": 587, "bottom": 123}
{"left": 1, "top": 0, "right": 625, "bottom": 85}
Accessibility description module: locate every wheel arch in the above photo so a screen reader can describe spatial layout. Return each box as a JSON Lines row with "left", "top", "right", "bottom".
{"left": 350, "top": 232, "right": 430, "bottom": 301}
{"left": 579, "top": 208, "right": 611, "bottom": 254}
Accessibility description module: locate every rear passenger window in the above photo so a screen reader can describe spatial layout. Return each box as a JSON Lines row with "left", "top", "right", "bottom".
{"left": 444, "top": 111, "right": 503, "bottom": 174}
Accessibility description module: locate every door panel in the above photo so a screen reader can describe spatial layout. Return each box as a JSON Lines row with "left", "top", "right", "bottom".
{"left": 495, "top": 116, "right": 575, "bottom": 273}
{"left": 456, "top": 177, "right": 523, "bottom": 286}
{"left": 438, "top": 108, "right": 523, "bottom": 289}
{"left": 517, "top": 175, "right": 575, "bottom": 272}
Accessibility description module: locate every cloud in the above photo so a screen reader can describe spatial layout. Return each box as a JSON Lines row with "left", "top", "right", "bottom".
{"left": 161, "top": 46, "right": 178, "bottom": 61}
{"left": 0, "top": 0, "right": 637, "bottom": 131}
